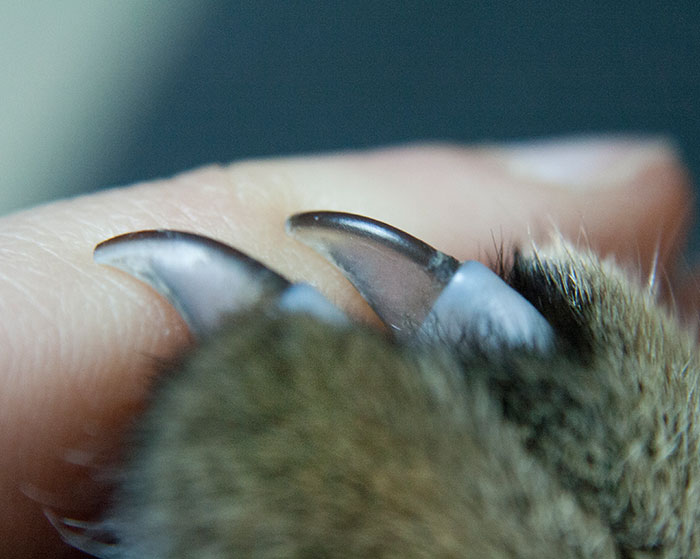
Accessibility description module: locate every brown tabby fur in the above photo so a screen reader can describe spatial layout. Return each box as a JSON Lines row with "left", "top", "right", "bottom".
{"left": 81, "top": 242, "right": 700, "bottom": 557}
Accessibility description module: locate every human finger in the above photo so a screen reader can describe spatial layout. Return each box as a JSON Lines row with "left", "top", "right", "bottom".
{"left": 0, "top": 139, "right": 690, "bottom": 557}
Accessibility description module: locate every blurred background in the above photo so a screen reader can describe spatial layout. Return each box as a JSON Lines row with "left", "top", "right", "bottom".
{"left": 2, "top": 2, "right": 698, "bottom": 240}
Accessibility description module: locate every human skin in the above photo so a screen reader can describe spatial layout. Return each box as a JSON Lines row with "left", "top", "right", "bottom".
{"left": 0, "top": 139, "right": 693, "bottom": 558}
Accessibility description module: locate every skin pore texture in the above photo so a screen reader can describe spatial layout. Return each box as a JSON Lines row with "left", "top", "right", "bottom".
{"left": 0, "top": 140, "right": 694, "bottom": 558}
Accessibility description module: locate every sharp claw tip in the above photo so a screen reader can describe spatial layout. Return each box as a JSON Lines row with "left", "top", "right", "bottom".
{"left": 92, "top": 242, "right": 117, "bottom": 267}
{"left": 92, "top": 235, "right": 120, "bottom": 260}
{"left": 284, "top": 215, "right": 300, "bottom": 235}
{"left": 92, "top": 243, "right": 110, "bottom": 259}
{"left": 92, "top": 230, "right": 155, "bottom": 264}
{"left": 285, "top": 211, "right": 323, "bottom": 233}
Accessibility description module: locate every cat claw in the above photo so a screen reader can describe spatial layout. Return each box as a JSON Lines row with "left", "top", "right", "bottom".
{"left": 286, "top": 211, "right": 460, "bottom": 336}
{"left": 94, "top": 217, "right": 553, "bottom": 352}
{"left": 94, "top": 230, "right": 345, "bottom": 338}
{"left": 44, "top": 509, "right": 119, "bottom": 558}
{"left": 287, "top": 211, "right": 554, "bottom": 352}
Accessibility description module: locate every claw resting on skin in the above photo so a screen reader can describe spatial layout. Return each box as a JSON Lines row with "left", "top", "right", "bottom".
{"left": 94, "top": 230, "right": 345, "bottom": 338}
{"left": 44, "top": 509, "right": 119, "bottom": 559}
{"left": 286, "top": 212, "right": 460, "bottom": 337}
{"left": 287, "top": 211, "right": 554, "bottom": 353}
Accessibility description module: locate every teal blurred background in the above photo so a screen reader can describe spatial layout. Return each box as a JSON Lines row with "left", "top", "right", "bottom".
{"left": 2, "top": 2, "right": 698, "bottom": 238}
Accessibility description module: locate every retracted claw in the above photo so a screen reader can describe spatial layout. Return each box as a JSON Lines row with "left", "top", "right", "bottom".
{"left": 94, "top": 230, "right": 345, "bottom": 339}
{"left": 287, "top": 212, "right": 554, "bottom": 353}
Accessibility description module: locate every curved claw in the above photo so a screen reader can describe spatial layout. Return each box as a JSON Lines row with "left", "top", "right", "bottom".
{"left": 94, "top": 231, "right": 291, "bottom": 338}
{"left": 94, "top": 230, "right": 346, "bottom": 337}
{"left": 287, "top": 211, "right": 554, "bottom": 352}
{"left": 44, "top": 509, "right": 119, "bottom": 558}
{"left": 287, "top": 212, "right": 459, "bottom": 336}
